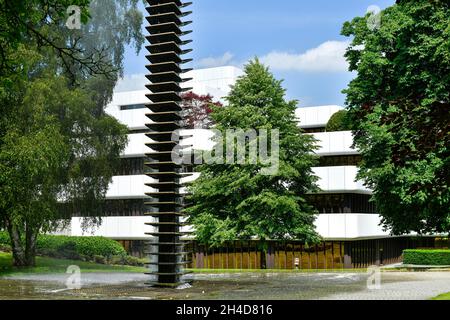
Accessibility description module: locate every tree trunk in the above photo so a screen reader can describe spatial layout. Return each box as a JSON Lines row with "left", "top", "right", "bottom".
{"left": 259, "top": 240, "right": 268, "bottom": 269}
{"left": 260, "top": 248, "right": 267, "bottom": 269}
{"left": 25, "top": 224, "right": 37, "bottom": 267}
{"left": 5, "top": 219, "right": 26, "bottom": 267}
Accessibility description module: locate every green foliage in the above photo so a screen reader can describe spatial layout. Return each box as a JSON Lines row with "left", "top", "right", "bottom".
{"left": 93, "top": 255, "right": 107, "bottom": 264}
{"left": 78, "top": 0, "right": 144, "bottom": 78}
{"left": 0, "top": 244, "right": 11, "bottom": 252}
{"left": 0, "top": 0, "right": 142, "bottom": 266}
{"left": 0, "top": 231, "right": 10, "bottom": 245}
{"left": 0, "top": 0, "right": 143, "bottom": 79}
{"left": 37, "top": 235, "right": 126, "bottom": 259}
{"left": 120, "top": 255, "right": 147, "bottom": 267}
{"left": 403, "top": 249, "right": 450, "bottom": 266}
{"left": 432, "top": 292, "right": 450, "bottom": 300}
{"left": 0, "top": 252, "right": 146, "bottom": 276}
{"left": 0, "top": 232, "right": 126, "bottom": 260}
{"left": 0, "top": 56, "right": 129, "bottom": 256}
{"left": 342, "top": 0, "right": 450, "bottom": 235}
{"left": 325, "top": 110, "right": 351, "bottom": 132}
{"left": 186, "top": 59, "right": 320, "bottom": 248}
{"left": 0, "top": 0, "right": 86, "bottom": 76}
{"left": 107, "top": 254, "right": 146, "bottom": 266}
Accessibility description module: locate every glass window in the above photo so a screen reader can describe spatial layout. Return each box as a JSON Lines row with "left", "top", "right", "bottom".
{"left": 120, "top": 104, "right": 146, "bottom": 111}
{"left": 306, "top": 193, "right": 376, "bottom": 214}
{"left": 318, "top": 155, "right": 362, "bottom": 167}
{"left": 116, "top": 157, "right": 145, "bottom": 175}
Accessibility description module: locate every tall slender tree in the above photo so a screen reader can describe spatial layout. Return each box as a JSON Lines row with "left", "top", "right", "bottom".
{"left": 186, "top": 60, "right": 320, "bottom": 268}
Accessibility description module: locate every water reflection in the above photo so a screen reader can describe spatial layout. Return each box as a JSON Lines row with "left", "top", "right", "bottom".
{"left": 0, "top": 272, "right": 373, "bottom": 300}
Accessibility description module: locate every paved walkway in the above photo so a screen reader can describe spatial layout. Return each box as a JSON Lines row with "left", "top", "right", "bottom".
{"left": 321, "top": 272, "right": 450, "bottom": 300}
{"left": 1, "top": 271, "right": 450, "bottom": 300}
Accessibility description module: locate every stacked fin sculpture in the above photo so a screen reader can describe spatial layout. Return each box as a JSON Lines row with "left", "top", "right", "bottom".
{"left": 144, "top": 0, "right": 193, "bottom": 287}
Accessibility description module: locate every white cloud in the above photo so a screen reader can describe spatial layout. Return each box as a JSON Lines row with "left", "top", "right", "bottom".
{"left": 116, "top": 41, "right": 351, "bottom": 93}
{"left": 196, "top": 52, "right": 235, "bottom": 68}
{"left": 260, "top": 40, "right": 350, "bottom": 73}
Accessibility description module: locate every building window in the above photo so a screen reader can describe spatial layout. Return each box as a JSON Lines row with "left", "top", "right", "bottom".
{"left": 120, "top": 104, "right": 146, "bottom": 111}
{"left": 307, "top": 193, "right": 376, "bottom": 214}
{"left": 318, "top": 155, "right": 362, "bottom": 167}
{"left": 117, "top": 157, "right": 144, "bottom": 175}
{"left": 128, "top": 129, "right": 149, "bottom": 134}
{"left": 302, "top": 127, "right": 326, "bottom": 133}
{"left": 101, "top": 199, "right": 145, "bottom": 216}
{"left": 61, "top": 199, "right": 146, "bottom": 217}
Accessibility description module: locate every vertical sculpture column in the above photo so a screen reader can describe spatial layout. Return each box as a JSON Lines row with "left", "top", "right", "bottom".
{"left": 144, "top": 0, "right": 193, "bottom": 287}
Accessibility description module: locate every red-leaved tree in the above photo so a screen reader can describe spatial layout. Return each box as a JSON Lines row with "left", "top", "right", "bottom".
{"left": 180, "top": 92, "right": 222, "bottom": 129}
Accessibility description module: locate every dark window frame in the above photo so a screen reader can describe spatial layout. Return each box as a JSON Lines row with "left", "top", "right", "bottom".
{"left": 120, "top": 104, "right": 146, "bottom": 111}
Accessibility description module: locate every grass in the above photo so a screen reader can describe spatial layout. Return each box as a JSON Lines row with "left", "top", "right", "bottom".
{"left": 432, "top": 292, "right": 450, "bottom": 300}
{"left": 0, "top": 252, "right": 146, "bottom": 276}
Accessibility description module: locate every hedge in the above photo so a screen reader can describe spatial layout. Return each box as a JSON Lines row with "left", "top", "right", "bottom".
{"left": 0, "top": 231, "right": 126, "bottom": 260}
{"left": 0, "top": 231, "right": 9, "bottom": 246}
{"left": 403, "top": 249, "right": 450, "bottom": 266}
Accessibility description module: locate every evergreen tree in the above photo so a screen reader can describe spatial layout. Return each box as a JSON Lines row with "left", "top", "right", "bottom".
{"left": 186, "top": 60, "right": 320, "bottom": 268}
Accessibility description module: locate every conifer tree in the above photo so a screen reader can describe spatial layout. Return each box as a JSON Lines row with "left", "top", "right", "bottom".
{"left": 186, "top": 59, "right": 320, "bottom": 268}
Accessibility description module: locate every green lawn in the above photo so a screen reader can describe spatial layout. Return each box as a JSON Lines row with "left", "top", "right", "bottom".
{"left": 432, "top": 292, "right": 450, "bottom": 300}
{"left": 0, "top": 252, "right": 146, "bottom": 276}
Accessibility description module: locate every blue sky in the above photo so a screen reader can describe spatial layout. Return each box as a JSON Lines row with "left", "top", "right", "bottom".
{"left": 122, "top": 0, "right": 395, "bottom": 107}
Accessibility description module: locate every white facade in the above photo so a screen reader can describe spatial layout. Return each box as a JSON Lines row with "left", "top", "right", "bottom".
{"left": 184, "top": 66, "right": 243, "bottom": 102}
{"left": 107, "top": 66, "right": 243, "bottom": 129}
{"left": 296, "top": 105, "right": 344, "bottom": 129}
{"left": 64, "top": 67, "right": 391, "bottom": 241}
{"left": 312, "top": 166, "right": 370, "bottom": 194}
{"left": 70, "top": 217, "right": 153, "bottom": 240}
{"left": 311, "top": 131, "right": 357, "bottom": 156}
{"left": 315, "top": 214, "right": 390, "bottom": 240}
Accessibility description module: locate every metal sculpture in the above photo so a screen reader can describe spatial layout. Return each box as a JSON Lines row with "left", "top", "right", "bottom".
{"left": 144, "top": 0, "right": 193, "bottom": 287}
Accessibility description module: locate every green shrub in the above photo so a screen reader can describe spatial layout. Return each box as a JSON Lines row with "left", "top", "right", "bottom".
{"left": 107, "top": 255, "right": 146, "bottom": 267}
{"left": 325, "top": 110, "right": 351, "bottom": 132}
{"left": 0, "top": 231, "right": 10, "bottom": 246}
{"left": 403, "top": 249, "right": 450, "bottom": 265}
{"left": 0, "top": 244, "right": 11, "bottom": 253}
{"left": 108, "top": 255, "right": 125, "bottom": 265}
{"left": 0, "top": 231, "right": 126, "bottom": 260}
{"left": 122, "top": 255, "right": 147, "bottom": 267}
{"left": 93, "top": 255, "right": 107, "bottom": 264}
{"left": 45, "top": 241, "right": 81, "bottom": 260}
{"left": 0, "top": 232, "right": 148, "bottom": 266}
